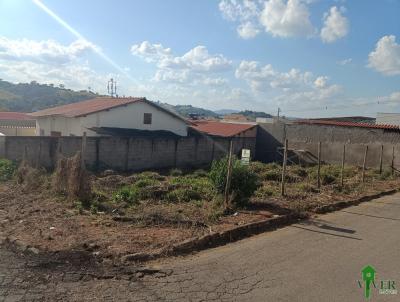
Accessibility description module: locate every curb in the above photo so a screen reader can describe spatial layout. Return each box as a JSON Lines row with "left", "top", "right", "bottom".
{"left": 120, "top": 213, "right": 307, "bottom": 263}
{"left": 313, "top": 189, "right": 399, "bottom": 214}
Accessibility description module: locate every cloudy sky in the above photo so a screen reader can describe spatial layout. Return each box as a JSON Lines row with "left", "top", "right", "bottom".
{"left": 0, "top": 0, "right": 399, "bottom": 117}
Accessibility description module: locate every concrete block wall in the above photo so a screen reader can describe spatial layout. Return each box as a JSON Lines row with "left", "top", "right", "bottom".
{"left": 0, "top": 136, "right": 256, "bottom": 172}
{"left": 256, "top": 122, "right": 400, "bottom": 170}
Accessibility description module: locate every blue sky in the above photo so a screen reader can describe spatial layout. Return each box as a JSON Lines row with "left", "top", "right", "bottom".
{"left": 0, "top": 0, "right": 399, "bottom": 117}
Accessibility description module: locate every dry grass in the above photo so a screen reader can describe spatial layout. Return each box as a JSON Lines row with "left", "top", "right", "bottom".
{"left": 53, "top": 152, "right": 92, "bottom": 202}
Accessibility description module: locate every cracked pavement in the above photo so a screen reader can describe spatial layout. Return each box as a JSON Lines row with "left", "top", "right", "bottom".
{"left": 2, "top": 193, "right": 400, "bottom": 301}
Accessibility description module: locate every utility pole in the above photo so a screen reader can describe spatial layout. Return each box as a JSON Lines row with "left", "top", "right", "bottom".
{"left": 107, "top": 78, "right": 117, "bottom": 98}
{"left": 277, "top": 107, "right": 281, "bottom": 121}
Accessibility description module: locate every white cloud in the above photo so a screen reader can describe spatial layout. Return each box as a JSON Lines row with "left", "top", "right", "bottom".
{"left": 235, "top": 60, "right": 341, "bottom": 107}
{"left": 381, "top": 91, "right": 400, "bottom": 104}
{"left": 314, "top": 76, "right": 328, "bottom": 88}
{"left": 368, "top": 35, "right": 400, "bottom": 76}
{"left": 320, "top": 6, "right": 349, "bottom": 43}
{"left": 131, "top": 41, "right": 232, "bottom": 87}
{"left": 237, "top": 21, "right": 260, "bottom": 39}
{"left": 338, "top": 58, "right": 352, "bottom": 65}
{"left": 260, "top": 0, "right": 316, "bottom": 38}
{"left": 219, "top": 0, "right": 262, "bottom": 39}
{"left": 0, "top": 37, "right": 98, "bottom": 64}
{"left": 130, "top": 41, "right": 171, "bottom": 63}
{"left": 159, "top": 46, "right": 232, "bottom": 72}
{"left": 219, "top": 0, "right": 260, "bottom": 21}
{"left": 0, "top": 36, "right": 106, "bottom": 92}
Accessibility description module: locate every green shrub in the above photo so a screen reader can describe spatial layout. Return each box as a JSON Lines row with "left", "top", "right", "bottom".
{"left": 309, "top": 165, "right": 341, "bottom": 185}
{"left": 378, "top": 169, "right": 393, "bottom": 180}
{"left": 0, "top": 159, "right": 16, "bottom": 181}
{"left": 296, "top": 183, "right": 318, "bottom": 193}
{"left": 290, "top": 166, "right": 308, "bottom": 178}
{"left": 170, "top": 176, "right": 215, "bottom": 201}
{"left": 192, "top": 169, "right": 208, "bottom": 178}
{"left": 254, "top": 185, "right": 278, "bottom": 198}
{"left": 209, "top": 156, "right": 259, "bottom": 206}
{"left": 169, "top": 168, "right": 183, "bottom": 176}
{"left": 136, "top": 171, "right": 165, "bottom": 181}
{"left": 135, "top": 178, "right": 157, "bottom": 188}
{"left": 262, "top": 170, "right": 281, "bottom": 181}
{"left": 165, "top": 188, "right": 201, "bottom": 203}
{"left": 113, "top": 186, "right": 139, "bottom": 204}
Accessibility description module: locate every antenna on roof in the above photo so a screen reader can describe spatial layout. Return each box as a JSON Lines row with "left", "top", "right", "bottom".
{"left": 107, "top": 78, "right": 117, "bottom": 98}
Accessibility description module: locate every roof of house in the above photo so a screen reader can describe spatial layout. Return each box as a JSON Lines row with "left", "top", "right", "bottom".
{"left": 0, "top": 112, "right": 35, "bottom": 127}
{"left": 297, "top": 119, "right": 400, "bottom": 130}
{"left": 191, "top": 120, "right": 257, "bottom": 137}
{"left": 0, "top": 112, "right": 34, "bottom": 120}
{"left": 30, "top": 97, "right": 190, "bottom": 124}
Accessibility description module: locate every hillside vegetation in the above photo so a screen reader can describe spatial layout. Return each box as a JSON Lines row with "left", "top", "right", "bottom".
{"left": 0, "top": 79, "right": 98, "bottom": 112}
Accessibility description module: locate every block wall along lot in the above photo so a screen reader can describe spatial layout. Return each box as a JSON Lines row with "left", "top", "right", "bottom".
{"left": 256, "top": 122, "right": 400, "bottom": 170}
{"left": 0, "top": 136, "right": 255, "bottom": 171}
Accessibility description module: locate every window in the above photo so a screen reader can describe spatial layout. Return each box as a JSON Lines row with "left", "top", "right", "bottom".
{"left": 143, "top": 113, "right": 152, "bottom": 125}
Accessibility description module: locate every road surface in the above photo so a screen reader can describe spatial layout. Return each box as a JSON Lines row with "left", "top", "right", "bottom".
{"left": 1, "top": 193, "right": 400, "bottom": 301}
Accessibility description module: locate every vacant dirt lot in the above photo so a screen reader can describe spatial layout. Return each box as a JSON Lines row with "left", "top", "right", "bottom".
{"left": 0, "top": 160, "right": 399, "bottom": 263}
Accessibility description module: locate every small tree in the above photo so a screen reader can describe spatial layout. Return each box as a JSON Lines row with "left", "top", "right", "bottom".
{"left": 209, "top": 156, "right": 259, "bottom": 207}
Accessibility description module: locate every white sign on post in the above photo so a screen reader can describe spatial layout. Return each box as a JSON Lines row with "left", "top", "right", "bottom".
{"left": 241, "top": 149, "right": 251, "bottom": 165}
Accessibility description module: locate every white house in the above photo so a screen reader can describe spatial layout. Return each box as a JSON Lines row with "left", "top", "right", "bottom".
{"left": 30, "top": 97, "right": 190, "bottom": 136}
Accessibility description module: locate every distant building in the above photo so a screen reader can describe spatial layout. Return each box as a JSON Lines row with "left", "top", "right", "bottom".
{"left": 0, "top": 112, "right": 36, "bottom": 136}
{"left": 30, "top": 97, "right": 190, "bottom": 137}
{"left": 191, "top": 120, "right": 257, "bottom": 138}
{"left": 376, "top": 113, "right": 400, "bottom": 126}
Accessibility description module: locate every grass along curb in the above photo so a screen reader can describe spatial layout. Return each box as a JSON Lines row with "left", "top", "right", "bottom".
{"left": 313, "top": 188, "right": 399, "bottom": 214}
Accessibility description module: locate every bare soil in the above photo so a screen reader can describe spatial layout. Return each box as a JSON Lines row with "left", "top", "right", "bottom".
{"left": 0, "top": 165, "right": 398, "bottom": 262}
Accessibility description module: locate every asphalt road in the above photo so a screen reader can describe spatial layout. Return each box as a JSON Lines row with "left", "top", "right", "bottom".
{"left": 1, "top": 193, "right": 400, "bottom": 301}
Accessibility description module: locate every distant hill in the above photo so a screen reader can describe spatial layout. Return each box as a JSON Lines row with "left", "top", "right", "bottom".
{"left": 214, "top": 109, "right": 239, "bottom": 116}
{"left": 0, "top": 79, "right": 98, "bottom": 112}
{"left": 237, "top": 110, "right": 273, "bottom": 121}
{"left": 157, "top": 102, "right": 219, "bottom": 118}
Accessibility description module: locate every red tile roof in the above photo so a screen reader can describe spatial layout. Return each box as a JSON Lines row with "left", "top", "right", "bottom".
{"left": 30, "top": 97, "right": 145, "bottom": 118}
{"left": 0, "top": 112, "right": 34, "bottom": 120}
{"left": 191, "top": 120, "right": 257, "bottom": 137}
{"left": 297, "top": 119, "right": 400, "bottom": 130}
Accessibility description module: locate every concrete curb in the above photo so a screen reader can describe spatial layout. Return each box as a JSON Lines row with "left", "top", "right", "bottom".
{"left": 120, "top": 213, "right": 307, "bottom": 263}
{"left": 313, "top": 189, "right": 399, "bottom": 214}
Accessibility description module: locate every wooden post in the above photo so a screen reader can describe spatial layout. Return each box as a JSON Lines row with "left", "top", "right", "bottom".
{"left": 362, "top": 145, "right": 369, "bottom": 183}
{"left": 379, "top": 145, "right": 384, "bottom": 174}
{"left": 81, "top": 132, "right": 87, "bottom": 167}
{"left": 317, "top": 142, "right": 322, "bottom": 189}
{"left": 281, "top": 139, "right": 288, "bottom": 196}
{"left": 224, "top": 140, "right": 234, "bottom": 209}
{"left": 340, "top": 144, "right": 346, "bottom": 188}
{"left": 391, "top": 145, "right": 395, "bottom": 176}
